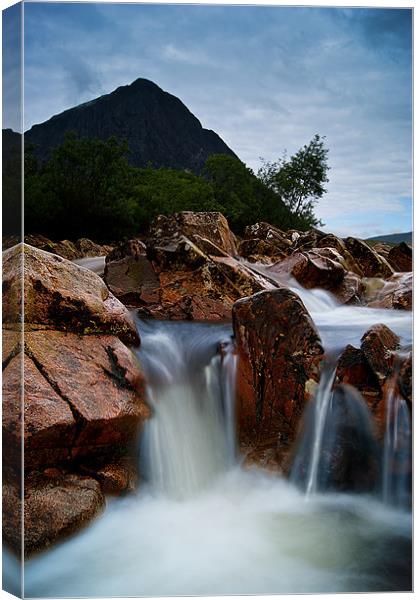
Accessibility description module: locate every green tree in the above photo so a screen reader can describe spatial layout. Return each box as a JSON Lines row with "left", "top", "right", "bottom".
{"left": 258, "top": 134, "right": 329, "bottom": 228}
{"left": 204, "top": 154, "right": 295, "bottom": 232}
{"left": 25, "top": 133, "right": 138, "bottom": 242}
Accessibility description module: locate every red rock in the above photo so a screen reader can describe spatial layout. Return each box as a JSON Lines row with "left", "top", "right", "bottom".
{"left": 367, "top": 272, "right": 412, "bottom": 310}
{"left": 3, "top": 474, "right": 105, "bottom": 556}
{"left": 104, "top": 240, "right": 160, "bottom": 306}
{"left": 344, "top": 237, "right": 394, "bottom": 278}
{"left": 398, "top": 352, "right": 412, "bottom": 404}
{"left": 24, "top": 330, "right": 149, "bottom": 457}
{"left": 333, "top": 272, "right": 362, "bottom": 305}
{"left": 387, "top": 242, "right": 412, "bottom": 272}
{"left": 361, "top": 324, "right": 400, "bottom": 383}
{"left": 233, "top": 289, "right": 323, "bottom": 468}
{"left": 3, "top": 354, "right": 76, "bottom": 471}
{"left": 266, "top": 248, "right": 345, "bottom": 290}
{"left": 149, "top": 211, "right": 238, "bottom": 256}
{"left": 3, "top": 244, "right": 139, "bottom": 345}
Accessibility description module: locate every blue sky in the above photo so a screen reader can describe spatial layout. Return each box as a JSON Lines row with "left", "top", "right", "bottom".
{"left": 8, "top": 3, "right": 414, "bottom": 237}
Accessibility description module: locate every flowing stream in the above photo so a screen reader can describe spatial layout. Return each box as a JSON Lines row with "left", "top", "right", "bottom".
{"left": 23, "top": 279, "right": 412, "bottom": 596}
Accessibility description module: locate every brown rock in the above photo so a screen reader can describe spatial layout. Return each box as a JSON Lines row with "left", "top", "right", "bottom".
{"left": 335, "top": 345, "right": 382, "bottom": 419}
{"left": 333, "top": 272, "right": 362, "bottom": 305}
{"left": 266, "top": 248, "right": 346, "bottom": 290}
{"left": 387, "top": 242, "right": 412, "bottom": 272}
{"left": 233, "top": 289, "right": 323, "bottom": 468}
{"left": 149, "top": 211, "right": 238, "bottom": 256}
{"left": 317, "top": 234, "right": 364, "bottom": 276}
{"left": 361, "top": 324, "right": 400, "bottom": 383}
{"left": 104, "top": 240, "right": 160, "bottom": 306}
{"left": 3, "top": 474, "right": 105, "bottom": 556}
{"left": 81, "top": 458, "right": 138, "bottom": 495}
{"left": 372, "top": 243, "right": 392, "bottom": 259}
{"left": 398, "top": 352, "right": 412, "bottom": 404}
{"left": 3, "top": 244, "right": 139, "bottom": 345}
{"left": 344, "top": 237, "right": 394, "bottom": 278}
{"left": 3, "top": 354, "right": 76, "bottom": 471}
{"left": 367, "top": 272, "right": 412, "bottom": 310}
{"left": 24, "top": 330, "right": 149, "bottom": 458}
{"left": 75, "top": 238, "right": 112, "bottom": 258}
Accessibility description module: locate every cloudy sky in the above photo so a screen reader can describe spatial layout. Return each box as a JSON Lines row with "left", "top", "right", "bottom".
{"left": 7, "top": 2, "right": 413, "bottom": 237}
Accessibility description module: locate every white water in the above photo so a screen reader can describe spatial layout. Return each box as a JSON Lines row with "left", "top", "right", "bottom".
{"left": 73, "top": 255, "right": 106, "bottom": 276}
{"left": 21, "top": 280, "right": 412, "bottom": 596}
{"left": 382, "top": 384, "right": 412, "bottom": 508}
{"left": 305, "top": 366, "right": 337, "bottom": 495}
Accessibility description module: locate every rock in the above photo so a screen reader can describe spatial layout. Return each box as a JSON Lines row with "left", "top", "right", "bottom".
{"left": 24, "top": 330, "right": 149, "bottom": 459}
{"left": 387, "top": 242, "right": 412, "bottom": 272}
{"left": 361, "top": 324, "right": 400, "bottom": 383}
{"left": 104, "top": 240, "right": 160, "bottom": 306}
{"left": 333, "top": 272, "right": 362, "bottom": 305}
{"left": 24, "top": 235, "right": 80, "bottom": 261}
{"left": 147, "top": 235, "right": 208, "bottom": 273}
{"left": 372, "top": 243, "right": 392, "bottom": 260}
{"left": 291, "top": 228, "right": 328, "bottom": 252}
{"left": 149, "top": 212, "right": 238, "bottom": 256}
{"left": 233, "top": 289, "right": 323, "bottom": 468}
{"left": 317, "top": 234, "right": 364, "bottom": 276}
{"left": 398, "top": 353, "right": 412, "bottom": 405}
{"left": 3, "top": 244, "right": 139, "bottom": 345}
{"left": 335, "top": 345, "right": 382, "bottom": 424}
{"left": 367, "top": 272, "right": 412, "bottom": 310}
{"left": 3, "top": 474, "right": 105, "bottom": 556}
{"left": 3, "top": 354, "right": 76, "bottom": 472}
{"left": 266, "top": 248, "right": 346, "bottom": 290}
{"left": 75, "top": 238, "right": 112, "bottom": 258}
{"left": 239, "top": 222, "right": 292, "bottom": 261}
{"left": 238, "top": 238, "right": 288, "bottom": 263}
{"left": 344, "top": 237, "right": 394, "bottom": 278}
{"left": 80, "top": 458, "right": 138, "bottom": 495}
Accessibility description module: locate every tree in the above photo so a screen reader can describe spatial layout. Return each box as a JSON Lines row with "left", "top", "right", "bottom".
{"left": 204, "top": 154, "right": 296, "bottom": 232}
{"left": 258, "top": 134, "right": 329, "bottom": 228}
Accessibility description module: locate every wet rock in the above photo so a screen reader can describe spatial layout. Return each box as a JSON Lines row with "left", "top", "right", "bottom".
{"left": 148, "top": 211, "right": 238, "bottom": 256}
{"left": 80, "top": 458, "right": 138, "bottom": 495}
{"left": 317, "top": 234, "right": 364, "bottom": 276}
{"left": 367, "top": 272, "right": 412, "bottom": 310}
{"left": 238, "top": 238, "right": 288, "bottom": 263}
{"left": 361, "top": 324, "right": 400, "bottom": 383}
{"left": 291, "top": 228, "right": 328, "bottom": 252}
{"left": 3, "top": 474, "right": 105, "bottom": 556}
{"left": 335, "top": 345, "right": 382, "bottom": 422}
{"left": 344, "top": 237, "right": 394, "bottom": 278}
{"left": 387, "top": 242, "right": 412, "bottom": 273}
{"left": 104, "top": 240, "right": 160, "bottom": 307}
{"left": 3, "top": 244, "right": 139, "bottom": 345}
{"left": 3, "top": 354, "right": 76, "bottom": 472}
{"left": 333, "top": 272, "right": 362, "bottom": 305}
{"left": 372, "top": 243, "right": 392, "bottom": 260}
{"left": 266, "top": 248, "right": 346, "bottom": 290}
{"left": 398, "top": 353, "right": 412, "bottom": 405}
{"left": 24, "top": 330, "right": 149, "bottom": 459}
{"left": 233, "top": 288, "right": 323, "bottom": 468}
{"left": 147, "top": 235, "right": 208, "bottom": 273}
{"left": 74, "top": 238, "right": 112, "bottom": 258}
{"left": 239, "top": 222, "right": 292, "bottom": 261}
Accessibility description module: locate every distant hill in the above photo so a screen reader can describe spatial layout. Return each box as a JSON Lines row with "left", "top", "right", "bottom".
{"left": 25, "top": 78, "right": 237, "bottom": 173}
{"left": 366, "top": 232, "right": 412, "bottom": 245}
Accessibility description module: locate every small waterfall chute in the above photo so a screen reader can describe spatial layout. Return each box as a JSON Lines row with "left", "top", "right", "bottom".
{"left": 382, "top": 381, "right": 412, "bottom": 509}
{"left": 291, "top": 366, "right": 380, "bottom": 495}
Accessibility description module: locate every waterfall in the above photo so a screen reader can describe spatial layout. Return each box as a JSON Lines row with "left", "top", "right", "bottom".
{"left": 305, "top": 364, "right": 337, "bottom": 495}
{"left": 382, "top": 384, "right": 412, "bottom": 508}
{"left": 291, "top": 363, "right": 379, "bottom": 495}
{"left": 137, "top": 320, "right": 236, "bottom": 498}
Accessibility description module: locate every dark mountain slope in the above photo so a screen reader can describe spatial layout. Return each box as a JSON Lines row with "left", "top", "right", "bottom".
{"left": 25, "top": 78, "right": 237, "bottom": 173}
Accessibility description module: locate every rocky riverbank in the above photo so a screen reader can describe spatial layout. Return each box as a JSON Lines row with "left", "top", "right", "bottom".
{"left": 3, "top": 211, "right": 412, "bottom": 554}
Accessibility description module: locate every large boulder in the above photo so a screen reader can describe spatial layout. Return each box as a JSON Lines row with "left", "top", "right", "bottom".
{"left": 104, "top": 240, "right": 160, "bottom": 306}
{"left": 3, "top": 244, "right": 149, "bottom": 554}
{"left": 387, "top": 242, "right": 412, "bottom": 273}
{"left": 148, "top": 211, "right": 238, "bottom": 256}
{"left": 4, "top": 473, "right": 105, "bottom": 556}
{"left": 344, "top": 237, "right": 394, "bottom": 278}
{"left": 265, "top": 248, "right": 346, "bottom": 290}
{"left": 233, "top": 289, "right": 323, "bottom": 469}
{"left": 367, "top": 272, "right": 412, "bottom": 310}
{"left": 360, "top": 324, "right": 400, "bottom": 383}
{"left": 3, "top": 244, "right": 139, "bottom": 344}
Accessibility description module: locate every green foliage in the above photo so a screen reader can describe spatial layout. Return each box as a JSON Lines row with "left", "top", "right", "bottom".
{"left": 258, "top": 134, "right": 329, "bottom": 228}
{"left": 204, "top": 155, "right": 298, "bottom": 232}
{"left": 25, "top": 133, "right": 324, "bottom": 243}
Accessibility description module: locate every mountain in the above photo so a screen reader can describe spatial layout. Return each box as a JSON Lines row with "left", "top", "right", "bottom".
{"left": 25, "top": 78, "right": 237, "bottom": 173}
{"left": 366, "top": 232, "right": 412, "bottom": 245}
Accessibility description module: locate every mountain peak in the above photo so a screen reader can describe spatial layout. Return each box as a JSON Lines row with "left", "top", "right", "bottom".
{"left": 25, "top": 79, "right": 237, "bottom": 172}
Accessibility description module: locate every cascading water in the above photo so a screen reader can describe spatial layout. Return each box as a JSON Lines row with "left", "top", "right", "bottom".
{"left": 137, "top": 320, "right": 236, "bottom": 498}
{"left": 22, "top": 279, "right": 413, "bottom": 597}
{"left": 382, "top": 381, "right": 412, "bottom": 508}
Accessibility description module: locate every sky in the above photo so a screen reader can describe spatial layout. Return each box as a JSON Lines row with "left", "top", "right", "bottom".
{"left": 4, "top": 2, "right": 413, "bottom": 238}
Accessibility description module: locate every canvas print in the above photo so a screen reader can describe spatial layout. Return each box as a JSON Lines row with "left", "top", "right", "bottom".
{"left": 2, "top": 2, "right": 413, "bottom": 597}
